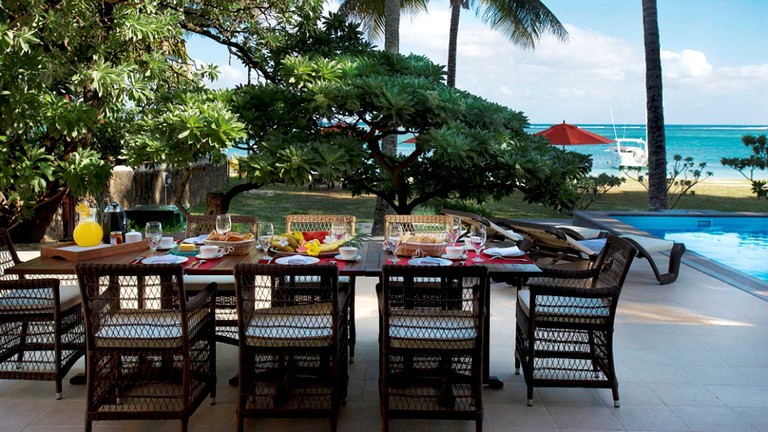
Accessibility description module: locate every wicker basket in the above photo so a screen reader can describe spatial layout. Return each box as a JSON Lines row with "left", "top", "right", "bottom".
{"left": 203, "top": 239, "right": 256, "bottom": 255}
{"left": 396, "top": 241, "right": 446, "bottom": 257}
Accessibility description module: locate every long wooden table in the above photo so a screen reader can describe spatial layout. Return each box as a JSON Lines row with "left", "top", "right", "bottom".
{"left": 7, "top": 241, "right": 540, "bottom": 388}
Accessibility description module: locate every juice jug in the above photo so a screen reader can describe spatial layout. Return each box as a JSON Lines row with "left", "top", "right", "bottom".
{"left": 73, "top": 205, "right": 103, "bottom": 247}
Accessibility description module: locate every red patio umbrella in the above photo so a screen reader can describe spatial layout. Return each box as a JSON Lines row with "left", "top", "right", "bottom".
{"left": 535, "top": 121, "right": 613, "bottom": 149}
{"left": 402, "top": 136, "right": 417, "bottom": 144}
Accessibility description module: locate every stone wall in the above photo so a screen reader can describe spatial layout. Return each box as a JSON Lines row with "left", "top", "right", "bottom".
{"left": 47, "top": 163, "right": 227, "bottom": 240}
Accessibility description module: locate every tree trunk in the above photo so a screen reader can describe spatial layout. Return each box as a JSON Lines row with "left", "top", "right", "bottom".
{"left": 11, "top": 193, "right": 63, "bottom": 243}
{"left": 447, "top": 1, "right": 462, "bottom": 88}
{"left": 204, "top": 182, "right": 262, "bottom": 215}
{"left": 372, "top": 0, "right": 401, "bottom": 236}
{"left": 642, "top": 0, "right": 668, "bottom": 211}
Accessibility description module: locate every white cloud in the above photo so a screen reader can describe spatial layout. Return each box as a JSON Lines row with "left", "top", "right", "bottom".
{"left": 203, "top": 63, "right": 248, "bottom": 89}
{"left": 662, "top": 49, "right": 712, "bottom": 79}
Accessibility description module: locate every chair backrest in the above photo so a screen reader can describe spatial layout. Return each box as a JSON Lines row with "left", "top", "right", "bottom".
{"left": 0, "top": 228, "right": 21, "bottom": 280}
{"left": 75, "top": 263, "right": 188, "bottom": 349}
{"left": 379, "top": 264, "right": 488, "bottom": 338}
{"left": 384, "top": 215, "right": 450, "bottom": 240}
{"left": 234, "top": 263, "right": 340, "bottom": 345}
{"left": 591, "top": 235, "right": 638, "bottom": 291}
{"left": 185, "top": 214, "right": 257, "bottom": 238}
{"left": 285, "top": 215, "right": 356, "bottom": 237}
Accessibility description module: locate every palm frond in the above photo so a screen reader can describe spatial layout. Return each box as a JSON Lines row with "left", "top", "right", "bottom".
{"left": 477, "top": 0, "right": 569, "bottom": 50}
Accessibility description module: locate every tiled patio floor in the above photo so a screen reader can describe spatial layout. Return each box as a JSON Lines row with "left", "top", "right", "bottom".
{"left": 3, "top": 251, "right": 768, "bottom": 431}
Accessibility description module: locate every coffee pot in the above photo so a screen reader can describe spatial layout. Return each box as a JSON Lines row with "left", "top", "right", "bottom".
{"left": 101, "top": 201, "right": 127, "bottom": 244}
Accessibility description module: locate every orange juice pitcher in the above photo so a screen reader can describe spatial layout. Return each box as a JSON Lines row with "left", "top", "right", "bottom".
{"left": 73, "top": 204, "right": 103, "bottom": 247}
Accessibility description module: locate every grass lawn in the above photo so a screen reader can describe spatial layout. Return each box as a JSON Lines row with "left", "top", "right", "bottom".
{"left": 190, "top": 178, "right": 767, "bottom": 234}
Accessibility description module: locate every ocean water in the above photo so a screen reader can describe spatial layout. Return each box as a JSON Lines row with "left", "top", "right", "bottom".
{"left": 229, "top": 124, "right": 768, "bottom": 179}
{"left": 525, "top": 124, "right": 768, "bottom": 179}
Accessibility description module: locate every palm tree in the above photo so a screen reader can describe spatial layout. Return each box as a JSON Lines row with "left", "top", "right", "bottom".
{"left": 642, "top": 0, "right": 668, "bottom": 210}
{"left": 339, "top": 0, "right": 568, "bottom": 87}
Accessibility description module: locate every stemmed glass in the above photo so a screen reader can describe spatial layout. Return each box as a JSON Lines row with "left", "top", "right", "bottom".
{"left": 386, "top": 224, "right": 403, "bottom": 264}
{"left": 215, "top": 214, "right": 232, "bottom": 236}
{"left": 145, "top": 221, "right": 163, "bottom": 256}
{"left": 331, "top": 221, "right": 348, "bottom": 242}
{"left": 446, "top": 217, "right": 462, "bottom": 246}
{"left": 258, "top": 222, "right": 274, "bottom": 263}
{"left": 470, "top": 225, "right": 487, "bottom": 263}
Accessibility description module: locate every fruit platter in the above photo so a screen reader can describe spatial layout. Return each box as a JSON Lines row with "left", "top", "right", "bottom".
{"left": 269, "top": 230, "right": 346, "bottom": 257}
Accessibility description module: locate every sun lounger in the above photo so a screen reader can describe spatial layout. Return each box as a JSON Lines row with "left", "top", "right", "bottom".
{"left": 441, "top": 210, "right": 685, "bottom": 285}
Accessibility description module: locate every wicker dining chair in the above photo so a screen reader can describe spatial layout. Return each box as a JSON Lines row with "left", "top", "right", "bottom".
{"left": 75, "top": 263, "right": 217, "bottom": 432}
{"left": 0, "top": 278, "right": 85, "bottom": 399}
{"left": 184, "top": 214, "right": 257, "bottom": 345}
{"left": 378, "top": 265, "right": 488, "bottom": 432}
{"left": 515, "top": 235, "right": 637, "bottom": 407}
{"left": 0, "top": 228, "right": 22, "bottom": 281}
{"left": 234, "top": 263, "right": 349, "bottom": 432}
{"left": 284, "top": 214, "right": 358, "bottom": 358}
{"left": 384, "top": 214, "right": 451, "bottom": 241}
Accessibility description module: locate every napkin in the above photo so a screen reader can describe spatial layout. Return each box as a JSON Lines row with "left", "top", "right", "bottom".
{"left": 417, "top": 257, "right": 445, "bottom": 266}
{"left": 283, "top": 255, "right": 312, "bottom": 264}
{"left": 484, "top": 246, "right": 524, "bottom": 257}
{"left": 143, "top": 255, "right": 179, "bottom": 264}
{"left": 183, "top": 235, "right": 208, "bottom": 245}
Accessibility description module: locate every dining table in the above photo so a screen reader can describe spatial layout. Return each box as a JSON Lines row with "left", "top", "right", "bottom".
{"left": 7, "top": 240, "right": 541, "bottom": 388}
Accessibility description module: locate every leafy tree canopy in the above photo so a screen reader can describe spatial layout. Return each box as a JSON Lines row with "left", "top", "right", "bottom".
{"left": 722, "top": 135, "right": 768, "bottom": 203}
{"left": 232, "top": 50, "right": 591, "bottom": 214}
{"left": 0, "top": 0, "right": 245, "bottom": 240}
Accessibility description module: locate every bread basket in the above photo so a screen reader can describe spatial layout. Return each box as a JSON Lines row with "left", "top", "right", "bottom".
{"left": 396, "top": 235, "right": 446, "bottom": 257}
{"left": 203, "top": 239, "right": 256, "bottom": 255}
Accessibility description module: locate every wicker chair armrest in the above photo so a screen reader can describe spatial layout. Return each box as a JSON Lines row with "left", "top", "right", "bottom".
{"left": 185, "top": 282, "right": 217, "bottom": 315}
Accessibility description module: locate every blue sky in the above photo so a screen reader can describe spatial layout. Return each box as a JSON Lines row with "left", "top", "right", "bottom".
{"left": 186, "top": 0, "right": 768, "bottom": 125}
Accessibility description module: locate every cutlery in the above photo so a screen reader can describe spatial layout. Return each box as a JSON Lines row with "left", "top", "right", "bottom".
{"left": 191, "top": 259, "right": 206, "bottom": 269}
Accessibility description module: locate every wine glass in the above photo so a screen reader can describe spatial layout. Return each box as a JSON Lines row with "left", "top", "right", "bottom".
{"left": 145, "top": 221, "right": 163, "bottom": 256}
{"left": 215, "top": 214, "right": 232, "bottom": 236}
{"left": 446, "top": 216, "right": 462, "bottom": 246}
{"left": 386, "top": 224, "right": 402, "bottom": 264}
{"left": 470, "top": 225, "right": 486, "bottom": 263}
{"left": 257, "top": 222, "right": 274, "bottom": 263}
{"left": 331, "top": 221, "right": 348, "bottom": 242}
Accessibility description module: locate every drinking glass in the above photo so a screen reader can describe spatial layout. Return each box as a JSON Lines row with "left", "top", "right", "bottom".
{"left": 331, "top": 221, "right": 348, "bottom": 242}
{"left": 386, "top": 224, "right": 402, "bottom": 264}
{"left": 215, "top": 214, "right": 232, "bottom": 236}
{"left": 257, "top": 222, "right": 274, "bottom": 262}
{"left": 446, "top": 216, "right": 462, "bottom": 246}
{"left": 145, "top": 221, "right": 163, "bottom": 255}
{"left": 470, "top": 225, "right": 486, "bottom": 262}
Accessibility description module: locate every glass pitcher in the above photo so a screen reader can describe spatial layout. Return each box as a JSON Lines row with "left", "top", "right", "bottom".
{"left": 73, "top": 205, "right": 104, "bottom": 247}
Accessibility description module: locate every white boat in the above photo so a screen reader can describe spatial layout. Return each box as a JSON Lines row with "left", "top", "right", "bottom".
{"left": 610, "top": 137, "right": 648, "bottom": 168}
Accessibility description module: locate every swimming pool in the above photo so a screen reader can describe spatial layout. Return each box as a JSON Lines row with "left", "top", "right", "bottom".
{"left": 572, "top": 211, "right": 768, "bottom": 290}
{"left": 611, "top": 215, "right": 768, "bottom": 282}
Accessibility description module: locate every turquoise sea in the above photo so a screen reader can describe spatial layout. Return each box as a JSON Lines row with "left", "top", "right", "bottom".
{"left": 230, "top": 124, "right": 768, "bottom": 179}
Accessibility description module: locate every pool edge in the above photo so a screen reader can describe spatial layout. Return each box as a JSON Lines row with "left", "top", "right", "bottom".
{"left": 573, "top": 210, "right": 768, "bottom": 303}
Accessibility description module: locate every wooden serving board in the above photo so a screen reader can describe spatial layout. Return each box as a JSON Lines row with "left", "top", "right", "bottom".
{"left": 40, "top": 241, "right": 148, "bottom": 262}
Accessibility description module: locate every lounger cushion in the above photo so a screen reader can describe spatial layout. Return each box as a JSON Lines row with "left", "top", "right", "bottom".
{"left": 388, "top": 309, "right": 476, "bottom": 350}
{"left": 576, "top": 234, "right": 675, "bottom": 255}
{"left": 517, "top": 290, "right": 609, "bottom": 325}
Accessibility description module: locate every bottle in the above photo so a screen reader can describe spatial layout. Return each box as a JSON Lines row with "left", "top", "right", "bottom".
{"left": 73, "top": 204, "right": 103, "bottom": 247}
{"left": 102, "top": 201, "right": 127, "bottom": 244}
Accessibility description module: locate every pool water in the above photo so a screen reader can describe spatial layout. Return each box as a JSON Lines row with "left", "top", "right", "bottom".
{"left": 614, "top": 216, "right": 768, "bottom": 282}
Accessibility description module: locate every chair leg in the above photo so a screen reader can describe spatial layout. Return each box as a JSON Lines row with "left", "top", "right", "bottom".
{"left": 349, "top": 278, "right": 356, "bottom": 361}
{"left": 475, "top": 419, "right": 482, "bottom": 432}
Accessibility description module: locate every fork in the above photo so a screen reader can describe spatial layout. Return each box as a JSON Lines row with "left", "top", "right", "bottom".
{"left": 191, "top": 259, "right": 206, "bottom": 269}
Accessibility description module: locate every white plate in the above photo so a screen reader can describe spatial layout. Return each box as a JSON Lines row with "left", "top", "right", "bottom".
{"left": 274, "top": 256, "right": 320, "bottom": 265}
{"left": 334, "top": 254, "right": 361, "bottom": 262}
{"left": 407, "top": 257, "right": 452, "bottom": 266}
{"left": 141, "top": 256, "right": 189, "bottom": 265}
{"left": 182, "top": 235, "right": 208, "bottom": 245}
{"left": 483, "top": 247, "right": 525, "bottom": 257}
{"left": 195, "top": 252, "right": 225, "bottom": 260}
{"left": 441, "top": 253, "right": 467, "bottom": 260}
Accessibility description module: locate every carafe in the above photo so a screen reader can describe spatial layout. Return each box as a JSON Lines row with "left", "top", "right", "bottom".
{"left": 73, "top": 206, "right": 103, "bottom": 247}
